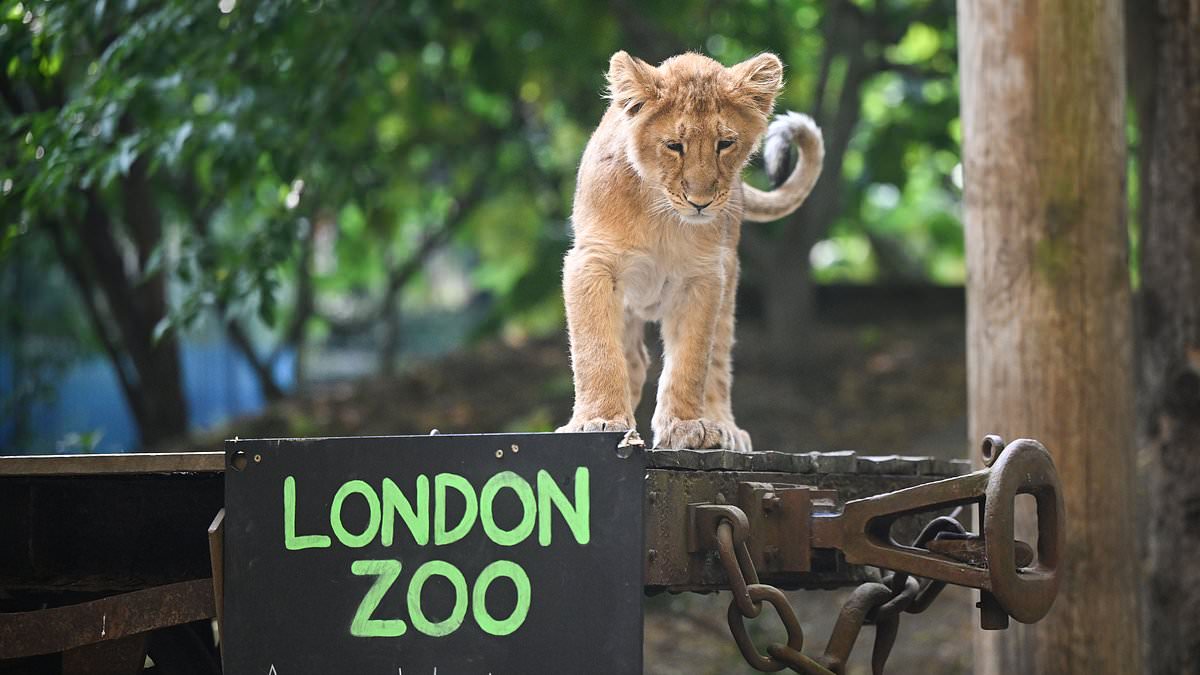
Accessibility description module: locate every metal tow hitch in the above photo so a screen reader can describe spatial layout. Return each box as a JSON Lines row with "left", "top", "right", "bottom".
{"left": 688, "top": 437, "right": 1065, "bottom": 674}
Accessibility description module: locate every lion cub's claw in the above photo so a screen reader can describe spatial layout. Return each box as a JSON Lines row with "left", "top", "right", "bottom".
{"left": 729, "top": 426, "right": 753, "bottom": 453}
{"left": 653, "top": 418, "right": 752, "bottom": 452}
{"left": 556, "top": 418, "right": 633, "bottom": 434}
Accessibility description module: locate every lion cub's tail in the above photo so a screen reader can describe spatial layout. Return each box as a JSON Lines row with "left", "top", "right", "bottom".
{"left": 742, "top": 112, "right": 825, "bottom": 223}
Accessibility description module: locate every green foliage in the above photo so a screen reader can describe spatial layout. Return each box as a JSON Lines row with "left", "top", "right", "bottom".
{"left": 2, "top": 0, "right": 963, "bottom": 362}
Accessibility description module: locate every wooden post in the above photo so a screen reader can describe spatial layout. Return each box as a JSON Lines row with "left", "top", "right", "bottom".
{"left": 958, "top": 0, "right": 1143, "bottom": 673}
{"left": 1133, "top": 0, "right": 1200, "bottom": 670}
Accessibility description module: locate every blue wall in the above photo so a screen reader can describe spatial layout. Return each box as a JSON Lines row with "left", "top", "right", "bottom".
{"left": 0, "top": 340, "right": 293, "bottom": 454}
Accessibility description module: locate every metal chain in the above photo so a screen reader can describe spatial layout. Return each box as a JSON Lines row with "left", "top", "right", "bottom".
{"left": 714, "top": 512, "right": 964, "bottom": 675}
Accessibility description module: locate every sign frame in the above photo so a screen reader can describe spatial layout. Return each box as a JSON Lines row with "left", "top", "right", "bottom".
{"left": 222, "top": 432, "right": 644, "bottom": 675}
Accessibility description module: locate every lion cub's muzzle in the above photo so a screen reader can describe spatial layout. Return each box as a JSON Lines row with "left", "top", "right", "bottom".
{"left": 675, "top": 192, "right": 726, "bottom": 224}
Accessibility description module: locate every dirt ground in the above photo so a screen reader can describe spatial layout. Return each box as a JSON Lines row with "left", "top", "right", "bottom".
{"left": 199, "top": 310, "right": 977, "bottom": 673}
{"left": 204, "top": 316, "right": 970, "bottom": 456}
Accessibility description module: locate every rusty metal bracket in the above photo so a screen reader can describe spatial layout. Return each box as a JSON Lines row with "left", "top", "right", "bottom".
{"left": 687, "top": 437, "right": 1066, "bottom": 674}
{"left": 737, "top": 482, "right": 837, "bottom": 575}
{"left": 687, "top": 503, "right": 748, "bottom": 554}
{"left": 812, "top": 438, "right": 1064, "bottom": 627}
{"left": 688, "top": 438, "right": 1065, "bottom": 631}
{"left": 687, "top": 485, "right": 838, "bottom": 574}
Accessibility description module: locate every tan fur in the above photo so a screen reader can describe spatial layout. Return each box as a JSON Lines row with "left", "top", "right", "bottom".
{"left": 557, "top": 51, "right": 823, "bottom": 450}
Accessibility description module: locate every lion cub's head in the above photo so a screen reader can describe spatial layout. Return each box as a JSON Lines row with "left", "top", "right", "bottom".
{"left": 606, "top": 51, "right": 783, "bottom": 225}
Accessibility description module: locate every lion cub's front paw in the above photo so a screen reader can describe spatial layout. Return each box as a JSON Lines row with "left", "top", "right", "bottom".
{"left": 653, "top": 418, "right": 750, "bottom": 451}
{"left": 556, "top": 417, "right": 633, "bottom": 434}
{"left": 728, "top": 426, "right": 753, "bottom": 453}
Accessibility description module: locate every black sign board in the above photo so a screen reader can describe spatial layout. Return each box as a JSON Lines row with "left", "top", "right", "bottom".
{"left": 222, "top": 432, "right": 644, "bottom": 675}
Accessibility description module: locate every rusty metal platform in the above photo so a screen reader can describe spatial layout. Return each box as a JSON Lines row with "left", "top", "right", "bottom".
{"left": 641, "top": 450, "right": 970, "bottom": 592}
{"left": 0, "top": 447, "right": 969, "bottom": 669}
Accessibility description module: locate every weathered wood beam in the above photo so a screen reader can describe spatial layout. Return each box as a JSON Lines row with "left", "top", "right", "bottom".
{"left": 959, "top": 0, "right": 1142, "bottom": 671}
{"left": 0, "top": 580, "right": 214, "bottom": 660}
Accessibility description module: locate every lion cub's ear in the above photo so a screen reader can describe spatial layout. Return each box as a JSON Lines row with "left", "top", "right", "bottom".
{"left": 727, "top": 53, "right": 784, "bottom": 118}
{"left": 606, "top": 51, "right": 660, "bottom": 116}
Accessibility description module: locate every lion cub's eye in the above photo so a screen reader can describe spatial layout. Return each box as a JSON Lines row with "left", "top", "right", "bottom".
{"left": 665, "top": 142, "right": 684, "bottom": 154}
{"left": 717, "top": 139, "right": 735, "bottom": 151}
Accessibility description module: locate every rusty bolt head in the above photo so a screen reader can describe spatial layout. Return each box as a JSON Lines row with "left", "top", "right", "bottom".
{"left": 764, "top": 545, "right": 780, "bottom": 564}
{"left": 981, "top": 434, "right": 1005, "bottom": 467}
{"left": 762, "top": 492, "right": 781, "bottom": 512}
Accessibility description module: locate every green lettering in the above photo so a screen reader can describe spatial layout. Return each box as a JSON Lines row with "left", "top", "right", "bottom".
{"left": 408, "top": 560, "right": 468, "bottom": 637}
{"left": 349, "top": 559, "right": 406, "bottom": 637}
{"left": 479, "top": 471, "right": 536, "bottom": 546}
{"left": 434, "top": 473, "right": 478, "bottom": 545}
{"left": 283, "top": 476, "right": 331, "bottom": 550}
{"left": 331, "top": 480, "right": 382, "bottom": 548}
{"left": 472, "top": 560, "right": 532, "bottom": 636}
{"left": 381, "top": 476, "right": 430, "bottom": 546}
{"left": 537, "top": 467, "right": 590, "bottom": 546}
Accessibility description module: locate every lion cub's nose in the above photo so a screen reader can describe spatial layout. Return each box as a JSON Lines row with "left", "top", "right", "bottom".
{"left": 685, "top": 197, "right": 713, "bottom": 212}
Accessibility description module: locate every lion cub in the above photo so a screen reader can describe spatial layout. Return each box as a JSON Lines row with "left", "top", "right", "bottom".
{"left": 557, "top": 51, "right": 824, "bottom": 451}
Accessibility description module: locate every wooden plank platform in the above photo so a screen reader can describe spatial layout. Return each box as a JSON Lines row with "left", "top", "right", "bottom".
{"left": 0, "top": 452, "right": 225, "bottom": 477}
{"left": 0, "top": 448, "right": 970, "bottom": 477}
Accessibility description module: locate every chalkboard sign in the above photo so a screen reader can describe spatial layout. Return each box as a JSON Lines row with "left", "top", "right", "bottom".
{"left": 223, "top": 432, "right": 645, "bottom": 675}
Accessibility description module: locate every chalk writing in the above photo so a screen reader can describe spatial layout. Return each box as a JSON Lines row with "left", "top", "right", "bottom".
{"left": 283, "top": 468, "right": 590, "bottom": 550}
{"left": 350, "top": 560, "right": 406, "bottom": 637}
{"left": 286, "top": 467, "right": 586, "bottom": 640}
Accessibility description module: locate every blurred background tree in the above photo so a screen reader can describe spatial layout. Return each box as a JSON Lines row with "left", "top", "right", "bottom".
{"left": 1, "top": 0, "right": 961, "bottom": 451}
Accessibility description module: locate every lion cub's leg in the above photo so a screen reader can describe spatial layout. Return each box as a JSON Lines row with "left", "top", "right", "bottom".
{"left": 556, "top": 247, "right": 635, "bottom": 433}
{"left": 624, "top": 312, "right": 651, "bottom": 412}
{"left": 703, "top": 253, "right": 753, "bottom": 451}
{"left": 652, "top": 275, "right": 739, "bottom": 449}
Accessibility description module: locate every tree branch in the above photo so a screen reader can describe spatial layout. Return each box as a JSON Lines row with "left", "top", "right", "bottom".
{"left": 75, "top": 190, "right": 164, "bottom": 381}
{"left": 0, "top": 69, "right": 24, "bottom": 115}
{"left": 183, "top": 178, "right": 289, "bottom": 399}
{"left": 42, "top": 218, "right": 145, "bottom": 426}
{"left": 876, "top": 58, "right": 953, "bottom": 81}
{"left": 268, "top": 214, "right": 316, "bottom": 372}
{"left": 811, "top": 16, "right": 839, "bottom": 126}
{"left": 608, "top": 0, "right": 687, "bottom": 62}
{"left": 226, "top": 316, "right": 285, "bottom": 401}
{"left": 376, "top": 179, "right": 489, "bottom": 373}
{"left": 782, "top": 49, "right": 872, "bottom": 255}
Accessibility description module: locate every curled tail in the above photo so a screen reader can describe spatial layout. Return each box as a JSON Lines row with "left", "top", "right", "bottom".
{"left": 741, "top": 111, "right": 825, "bottom": 223}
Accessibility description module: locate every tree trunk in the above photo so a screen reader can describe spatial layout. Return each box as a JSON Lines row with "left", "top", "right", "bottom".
{"left": 118, "top": 157, "right": 188, "bottom": 448}
{"left": 376, "top": 185, "right": 485, "bottom": 374}
{"left": 191, "top": 180, "right": 287, "bottom": 403}
{"left": 762, "top": 255, "right": 815, "bottom": 356}
{"left": 758, "top": 40, "right": 873, "bottom": 354}
{"left": 225, "top": 318, "right": 285, "bottom": 402}
{"left": 7, "top": 63, "right": 188, "bottom": 450}
{"left": 1135, "top": 0, "right": 1200, "bottom": 671}
{"left": 46, "top": 182, "right": 188, "bottom": 449}
{"left": 959, "top": 0, "right": 1143, "bottom": 673}
{"left": 286, "top": 218, "right": 316, "bottom": 384}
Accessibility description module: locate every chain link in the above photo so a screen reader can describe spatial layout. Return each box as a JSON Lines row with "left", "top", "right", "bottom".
{"left": 713, "top": 512, "right": 960, "bottom": 675}
{"left": 716, "top": 520, "right": 761, "bottom": 618}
